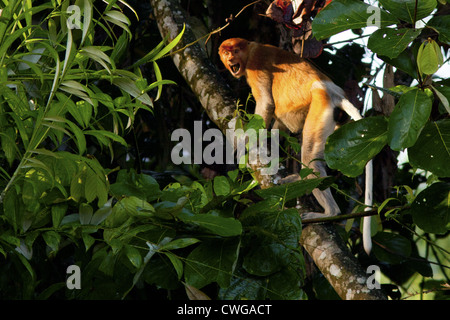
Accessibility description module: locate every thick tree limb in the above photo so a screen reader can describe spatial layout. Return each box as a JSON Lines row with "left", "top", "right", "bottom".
{"left": 149, "top": 0, "right": 387, "bottom": 300}
{"left": 301, "top": 224, "right": 387, "bottom": 300}
{"left": 150, "top": 0, "right": 236, "bottom": 130}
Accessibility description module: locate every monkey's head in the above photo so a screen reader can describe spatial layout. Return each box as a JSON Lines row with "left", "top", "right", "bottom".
{"left": 219, "top": 38, "right": 250, "bottom": 79}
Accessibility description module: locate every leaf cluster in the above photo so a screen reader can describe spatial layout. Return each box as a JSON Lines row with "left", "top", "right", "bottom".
{"left": 313, "top": 0, "right": 449, "bottom": 299}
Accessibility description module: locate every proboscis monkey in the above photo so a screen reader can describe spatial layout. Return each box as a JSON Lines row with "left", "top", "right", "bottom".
{"left": 219, "top": 38, "right": 373, "bottom": 254}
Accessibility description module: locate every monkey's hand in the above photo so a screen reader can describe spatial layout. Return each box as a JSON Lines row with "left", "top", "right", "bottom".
{"left": 300, "top": 211, "right": 339, "bottom": 221}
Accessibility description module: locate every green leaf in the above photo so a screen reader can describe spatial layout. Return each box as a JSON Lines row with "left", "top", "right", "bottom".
{"left": 79, "top": 203, "right": 94, "bottom": 225}
{"left": 66, "top": 120, "right": 87, "bottom": 155}
{"left": 243, "top": 244, "right": 287, "bottom": 276}
{"left": 325, "top": 116, "right": 389, "bottom": 177}
{"left": 76, "top": 100, "right": 93, "bottom": 128}
{"left": 265, "top": 259, "right": 306, "bottom": 300}
{"left": 220, "top": 254, "right": 305, "bottom": 300}
{"left": 240, "top": 209, "right": 302, "bottom": 276}
{"left": 37, "top": 282, "right": 66, "bottom": 300}
{"left": 80, "top": 46, "right": 112, "bottom": 73}
{"left": 104, "top": 11, "right": 132, "bottom": 38}
{"left": 417, "top": 39, "right": 443, "bottom": 75}
{"left": 15, "top": 249, "right": 36, "bottom": 281}
{"left": 142, "top": 254, "right": 179, "bottom": 290}
{"left": 84, "top": 168, "right": 108, "bottom": 206}
{"left": 312, "top": 0, "right": 397, "bottom": 40}
{"left": 85, "top": 130, "right": 128, "bottom": 147}
{"left": 0, "top": 231, "right": 21, "bottom": 247}
{"left": 62, "top": 23, "right": 75, "bottom": 79}
{"left": 125, "top": 245, "right": 142, "bottom": 268}
{"left": 3, "top": 188, "right": 23, "bottom": 232}
{"left": 70, "top": 169, "right": 86, "bottom": 202}
{"left": 427, "top": 15, "right": 450, "bottom": 44}
{"left": 388, "top": 88, "right": 432, "bottom": 151}
{"left": 90, "top": 198, "right": 113, "bottom": 225}
{"left": 372, "top": 232, "right": 411, "bottom": 264}
{"left": 368, "top": 28, "right": 421, "bottom": 59}
{"left": 42, "top": 231, "right": 61, "bottom": 253}
{"left": 181, "top": 214, "right": 242, "bottom": 237}
{"left": 110, "top": 170, "right": 162, "bottom": 202}
{"left": 152, "top": 24, "right": 186, "bottom": 61}
{"left": 110, "top": 32, "right": 129, "bottom": 63}
{"left": 98, "top": 250, "right": 115, "bottom": 276}
{"left": 1, "top": 127, "right": 18, "bottom": 166}
{"left": 379, "top": 0, "right": 437, "bottom": 24}
{"left": 184, "top": 238, "right": 240, "bottom": 289}
{"left": 213, "top": 176, "right": 231, "bottom": 197}
{"left": 81, "top": 0, "right": 93, "bottom": 46}
{"left": 152, "top": 61, "right": 163, "bottom": 101}
{"left": 52, "top": 203, "right": 68, "bottom": 228}
{"left": 164, "top": 252, "right": 183, "bottom": 280}
{"left": 255, "top": 178, "right": 327, "bottom": 201}
{"left": 82, "top": 232, "right": 96, "bottom": 252}
{"left": 60, "top": 80, "right": 93, "bottom": 106}
{"left": 129, "top": 37, "right": 167, "bottom": 69}
{"left": 159, "top": 238, "right": 200, "bottom": 251}
{"left": 110, "top": 196, "right": 155, "bottom": 221}
{"left": 408, "top": 119, "right": 450, "bottom": 177}
{"left": 112, "top": 77, "right": 153, "bottom": 106}
{"left": 218, "top": 269, "right": 266, "bottom": 300}
{"left": 410, "top": 182, "right": 450, "bottom": 234}
{"left": 0, "top": 26, "right": 33, "bottom": 60}
{"left": 431, "top": 85, "right": 450, "bottom": 114}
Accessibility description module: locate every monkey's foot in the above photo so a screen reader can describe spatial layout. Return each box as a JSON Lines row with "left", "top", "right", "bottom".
{"left": 300, "top": 211, "right": 340, "bottom": 221}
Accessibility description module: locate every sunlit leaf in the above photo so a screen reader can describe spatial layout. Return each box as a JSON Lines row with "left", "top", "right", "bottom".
{"left": 410, "top": 182, "right": 450, "bottom": 234}
{"left": 408, "top": 119, "right": 450, "bottom": 177}
{"left": 388, "top": 88, "right": 432, "bottom": 151}
{"left": 325, "top": 117, "right": 388, "bottom": 177}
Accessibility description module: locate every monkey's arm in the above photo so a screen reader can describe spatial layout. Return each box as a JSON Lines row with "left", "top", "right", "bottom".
{"left": 247, "top": 71, "right": 276, "bottom": 129}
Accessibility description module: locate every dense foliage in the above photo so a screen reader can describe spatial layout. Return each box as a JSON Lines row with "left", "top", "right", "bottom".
{"left": 0, "top": 0, "right": 448, "bottom": 300}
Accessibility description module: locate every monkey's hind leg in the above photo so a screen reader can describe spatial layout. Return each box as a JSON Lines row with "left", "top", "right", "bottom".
{"left": 279, "top": 171, "right": 340, "bottom": 220}
{"left": 299, "top": 90, "right": 341, "bottom": 220}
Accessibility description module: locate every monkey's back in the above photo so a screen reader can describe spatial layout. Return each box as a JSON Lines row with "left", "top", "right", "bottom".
{"left": 245, "top": 42, "right": 332, "bottom": 132}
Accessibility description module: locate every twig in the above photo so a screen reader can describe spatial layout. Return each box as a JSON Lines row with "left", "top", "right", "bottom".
{"left": 165, "top": 0, "right": 262, "bottom": 58}
{"left": 301, "top": 207, "right": 380, "bottom": 224}
{"left": 205, "top": 0, "right": 262, "bottom": 45}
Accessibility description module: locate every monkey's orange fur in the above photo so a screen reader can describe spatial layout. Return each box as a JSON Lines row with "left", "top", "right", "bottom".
{"left": 219, "top": 38, "right": 374, "bottom": 254}
{"left": 219, "top": 38, "right": 333, "bottom": 133}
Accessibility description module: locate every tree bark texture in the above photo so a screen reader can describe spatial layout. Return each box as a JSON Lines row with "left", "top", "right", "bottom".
{"left": 149, "top": 0, "right": 387, "bottom": 300}
{"left": 151, "top": 0, "right": 236, "bottom": 131}
{"left": 301, "top": 224, "right": 387, "bottom": 300}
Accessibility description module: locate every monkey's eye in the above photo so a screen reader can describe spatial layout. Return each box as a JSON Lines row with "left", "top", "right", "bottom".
{"left": 234, "top": 49, "right": 239, "bottom": 54}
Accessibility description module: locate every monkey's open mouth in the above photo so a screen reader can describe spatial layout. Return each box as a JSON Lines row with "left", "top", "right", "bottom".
{"left": 230, "top": 63, "right": 241, "bottom": 74}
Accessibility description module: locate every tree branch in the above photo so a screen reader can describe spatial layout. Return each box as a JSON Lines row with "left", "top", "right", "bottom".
{"left": 150, "top": 0, "right": 236, "bottom": 131}
{"left": 300, "top": 224, "right": 387, "bottom": 300}
{"left": 149, "top": 0, "right": 387, "bottom": 300}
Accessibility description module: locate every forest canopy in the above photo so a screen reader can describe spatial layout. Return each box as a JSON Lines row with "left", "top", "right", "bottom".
{"left": 0, "top": 0, "right": 448, "bottom": 301}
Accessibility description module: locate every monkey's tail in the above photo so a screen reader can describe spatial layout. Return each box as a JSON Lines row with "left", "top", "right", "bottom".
{"left": 338, "top": 98, "right": 363, "bottom": 121}
{"left": 339, "top": 98, "right": 374, "bottom": 255}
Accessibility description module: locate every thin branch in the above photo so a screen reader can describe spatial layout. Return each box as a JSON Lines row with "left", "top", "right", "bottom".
{"left": 167, "top": 0, "right": 263, "bottom": 58}
{"left": 301, "top": 207, "right": 380, "bottom": 224}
